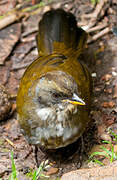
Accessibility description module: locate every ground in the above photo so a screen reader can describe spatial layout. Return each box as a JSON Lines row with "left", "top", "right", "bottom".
{"left": 0, "top": 0, "right": 117, "bottom": 179}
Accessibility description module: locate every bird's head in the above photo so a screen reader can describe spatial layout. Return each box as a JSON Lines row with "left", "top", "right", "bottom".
{"left": 29, "top": 71, "right": 85, "bottom": 109}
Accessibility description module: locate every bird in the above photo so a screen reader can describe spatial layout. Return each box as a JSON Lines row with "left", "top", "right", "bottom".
{"left": 17, "top": 9, "right": 92, "bottom": 149}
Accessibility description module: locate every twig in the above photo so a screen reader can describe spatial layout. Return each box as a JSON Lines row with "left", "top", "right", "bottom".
{"left": 0, "top": 12, "right": 24, "bottom": 30}
{"left": 22, "top": 27, "right": 38, "bottom": 37}
{"left": 12, "top": 62, "right": 32, "bottom": 70}
{"left": 4, "top": 137, "right": 16, "bottom": 149}
{"left": 0, "top": 0, "right": 55, "bottom": 30}
{"left": 81, "top": 0, "right": 108, "bottom": 31}
{"left": 86, "top": 22, "right": 108, "bottom": 33}
{"left": 82, "top": 0, "right": 108, "bottom": 19}
{"left": 88, "top": 27, "right": 111, "bottom": 43}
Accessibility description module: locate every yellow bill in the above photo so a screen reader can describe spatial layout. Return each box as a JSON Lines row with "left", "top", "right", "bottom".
{"left": 62, "top": 93, "right": 85, "bottom": 106}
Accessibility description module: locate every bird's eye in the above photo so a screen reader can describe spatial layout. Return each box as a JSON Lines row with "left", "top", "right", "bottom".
{"left": 52, "top": 93, "right": 60, "bottom": 99}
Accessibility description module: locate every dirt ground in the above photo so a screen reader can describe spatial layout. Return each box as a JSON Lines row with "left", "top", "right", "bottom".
{"left": 0, "top": 0, "right": 117, "bottom": 179}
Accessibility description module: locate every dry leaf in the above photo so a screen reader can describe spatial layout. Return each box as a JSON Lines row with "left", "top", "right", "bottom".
{"left": 46, "top": 167, "right": 59, "bottom": 176}
{"left": 101, "top": 101, "right": 115, "bottom": 108}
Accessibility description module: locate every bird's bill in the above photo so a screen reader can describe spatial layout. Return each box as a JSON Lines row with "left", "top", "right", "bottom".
{"left": 62, "top": 93, "right": 85, "bottom": 106}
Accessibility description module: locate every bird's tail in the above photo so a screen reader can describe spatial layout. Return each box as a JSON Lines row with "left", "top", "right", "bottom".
{"left": 36, "top": 9, "right": 87, "bottom": 57}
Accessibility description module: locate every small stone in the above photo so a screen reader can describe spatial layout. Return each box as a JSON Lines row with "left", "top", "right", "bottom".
{"left": 112, "top": 71, "right": 117, "bottom": 77}
{"left": 91, "top": 73, "right": 97, "bottom": 77}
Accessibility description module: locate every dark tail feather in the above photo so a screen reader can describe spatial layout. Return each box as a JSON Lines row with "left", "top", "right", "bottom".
{"left": 36, "top": 9, "right": 87, "bottom": 56}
